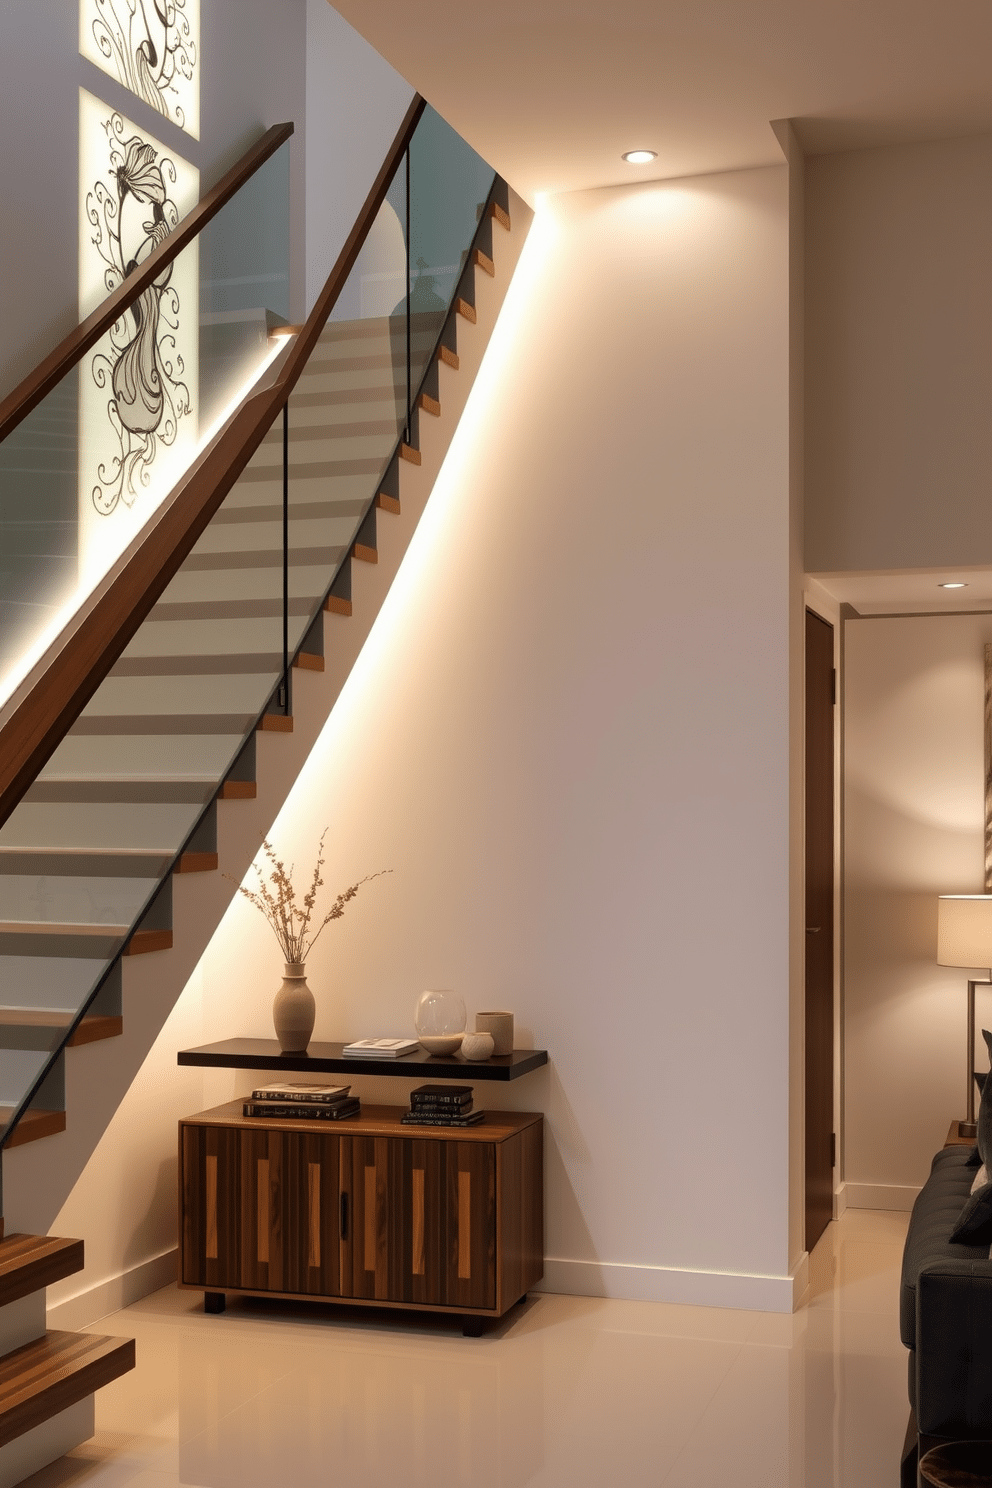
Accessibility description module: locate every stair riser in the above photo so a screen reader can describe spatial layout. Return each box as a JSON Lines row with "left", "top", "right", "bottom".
{"left": 0, "top": 1395, "right": 93, "bottom": 1488}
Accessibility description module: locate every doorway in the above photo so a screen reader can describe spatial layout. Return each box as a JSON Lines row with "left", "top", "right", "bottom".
{"left": 805, "top": 608, "right": 835, "bottom": 1252}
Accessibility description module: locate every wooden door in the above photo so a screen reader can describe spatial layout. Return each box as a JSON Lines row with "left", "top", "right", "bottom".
{"left": 180, "top": 1122, "right": 241, "bottom": 1289}
{"left": 805, "top": 608, "right": 835, "bottom": 1252}
{"left": 339, "top": 1134, "right": 496, "bottom": 1310}
{"left": 237, "top": 1127, "right": 343, "bottom": 1297}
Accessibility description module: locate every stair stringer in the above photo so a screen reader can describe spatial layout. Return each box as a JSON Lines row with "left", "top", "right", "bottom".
{"left": 2, "top": 188, "right": 533, "bottom": 1238}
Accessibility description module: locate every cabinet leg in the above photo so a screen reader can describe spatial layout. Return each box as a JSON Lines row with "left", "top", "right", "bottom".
{"left": 461, "top": 1315, "right": 484, "bottom": 1337}
{"left": 204, "top": 1291, "right": 226, "bottom": 1314}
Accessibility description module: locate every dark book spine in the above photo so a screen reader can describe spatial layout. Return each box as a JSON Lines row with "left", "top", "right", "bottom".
{"left": 243, "top": 1101, "right": 361, "bottom": 1121}
{"left": 410, "top": 1096, "right": 473, "bottom": 1108}
{"left": 249, "top": 1091, "right": 348, "bottom": 1105}
{"left": 409, "top": 1102, "right": 473, "bottom": 1115}
{"left": 401, "top": 1113, "right": 484, "bottom": 1127}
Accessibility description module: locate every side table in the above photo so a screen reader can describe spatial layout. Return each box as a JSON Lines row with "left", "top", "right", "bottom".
{"left": 179, "top": 1101, "right": 544, "bottom": 1334}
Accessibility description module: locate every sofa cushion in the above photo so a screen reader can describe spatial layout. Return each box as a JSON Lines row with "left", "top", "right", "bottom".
{"left": 980, "top": 1032, "right": 992, "bottom": 1168}
{"left": 951, "top": 1182, "right": 992, "bottom": 1243}
{"left": 901, "top": 1146, "right": 989, "bottom": 1350}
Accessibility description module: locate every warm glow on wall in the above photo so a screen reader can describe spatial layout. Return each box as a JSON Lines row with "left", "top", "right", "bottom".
{"left": 79, "top": 0, "right": 201, "bottom": 139}
{"left": 78, "top": 88, "right": 199, "bottom": 587}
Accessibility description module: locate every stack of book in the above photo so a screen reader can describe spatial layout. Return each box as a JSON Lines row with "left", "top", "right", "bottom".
{"left": 400, "top": 1084, "right": 484, "bottom": 1126}
{"left": 242, "top": 1082, "right": 361, "bottom": 1121}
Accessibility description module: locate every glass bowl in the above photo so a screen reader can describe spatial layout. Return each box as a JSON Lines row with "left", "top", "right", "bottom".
{"left": 415, "top": 989, "right": 466, "bottom": 1055}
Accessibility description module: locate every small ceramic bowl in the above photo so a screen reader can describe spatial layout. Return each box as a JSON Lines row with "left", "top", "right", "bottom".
{"left": 419, "top": 1034, "right": 464, "bottom": 1056}
{"left": 460, "top": 1031, "right": 495, "bottom": 1061}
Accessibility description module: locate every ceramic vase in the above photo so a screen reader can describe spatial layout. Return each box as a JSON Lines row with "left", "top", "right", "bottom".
{"left": 273, "top": 962, "right": 315, "bottom": 1053}
{"left": 475, "top": 1010, "right": 514, "bottom": 1056}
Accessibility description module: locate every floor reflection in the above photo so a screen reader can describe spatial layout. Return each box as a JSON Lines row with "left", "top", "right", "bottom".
{"left": 21, "top": 1208, "right": 909, "bottom": 1488}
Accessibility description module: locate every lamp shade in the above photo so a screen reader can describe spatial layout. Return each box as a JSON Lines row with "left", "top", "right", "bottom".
{"left": 937, "top": 896, "right": 992, "bottom": 968}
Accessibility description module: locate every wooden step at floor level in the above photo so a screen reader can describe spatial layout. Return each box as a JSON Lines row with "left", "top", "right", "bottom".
{"left": 0, "top": 1330, "right": 134, "bottom": 1448}
{"left": 0, "top": 1237, "right": 82, "bottom": 1308}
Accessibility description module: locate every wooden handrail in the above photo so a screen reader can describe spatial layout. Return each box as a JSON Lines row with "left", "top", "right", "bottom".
{"left": 0, "top": 122, "right": 295, "bottom": 444}
{"left": 0, "top": 96, "right": 426, "bottom": 830}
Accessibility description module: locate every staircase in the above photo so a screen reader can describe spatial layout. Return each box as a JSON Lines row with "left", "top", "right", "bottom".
{"left": 0, "top": 95, "right": 530, "bottom": 1479}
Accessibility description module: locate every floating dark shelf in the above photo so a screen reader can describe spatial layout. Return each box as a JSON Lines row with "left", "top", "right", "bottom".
{"left": 176, "top": 1038, "right": 548, "bottom": 1082}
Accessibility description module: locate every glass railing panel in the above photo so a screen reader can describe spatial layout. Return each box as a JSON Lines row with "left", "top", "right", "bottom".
{"left": 289, "top": 182, "right": 410, "bottom": 661}
{"left": 0, "top": 372, "right": 80, "bottom": 706}
{"left": 0, "top": 140, "right": 291, "bottom": 720}
{"left": 408, "top": 106, "right": 495, "bottom": 397}
{"left": 198, "top": 141, "right": 291, "bottom": 434}
{"left": 0, "top": 958, "right": 108, "bottom": 1056}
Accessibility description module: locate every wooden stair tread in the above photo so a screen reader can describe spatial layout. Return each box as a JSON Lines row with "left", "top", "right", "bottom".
{"left": 0, "top": 1330, "right": 134, "bottom": 1448}
{"left": 0, "top": 1237, "right": 83, "bottom": 1307}
{"left": 0, "top": 922, "right": 128, "bottom": 938}
{"left": 24, "top": 780, "right": 216, "bottom": 805}
{"left": 67, "top": 1015, "right": 123, "bottom": 1047}
{"left": 293, "top": 652, "right": 324, "bottom": 672}
{"left": 0, "top": 848, "right": 171, "bottom": 877}
{"left": 219, "top": 779, "right": 256, "bottom": 799}
{"left": 175, "top": 851, "right": 218, "bottom": 874}
{"left": 0, "top": 1110, "right": 66, "bottom": 1150}
{"left": 124, "top": 929, "right": 173, "bottom": 956}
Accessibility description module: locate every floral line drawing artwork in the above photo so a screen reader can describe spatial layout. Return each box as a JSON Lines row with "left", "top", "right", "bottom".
{"left": 86, "top": 0, "right": 197, "bottom": 132}
{"left": 85, "top": 113, "right": 191, "bottom": 516}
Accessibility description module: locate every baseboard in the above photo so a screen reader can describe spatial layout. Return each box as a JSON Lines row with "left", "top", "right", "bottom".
{"left": 833, "top": 1181, "right": 849, "bottom": 1219}
{"left": 536, "top": 1256, "right": 801, "bottom": 1314}
{"left": 844, "top": 1182, "right": 921, "bottom": 1212}
{"left": 791, "top": 1250, "right": 810, "bottom": 1310}
{"left": 46, "top": 1248, "right": 177, "bottom": 1330}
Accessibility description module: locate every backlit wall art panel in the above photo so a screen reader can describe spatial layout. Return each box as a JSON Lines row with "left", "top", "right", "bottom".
{"left": 78, "top": 89, "right": 199, "bottom": 585}
{"left": 80, "top": 0, "right": 200, "bottom": 139}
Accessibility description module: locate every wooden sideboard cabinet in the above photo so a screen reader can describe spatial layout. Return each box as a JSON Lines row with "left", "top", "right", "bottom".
{"left": 178, "top": 1102, "right": 543, "bottom": 1331}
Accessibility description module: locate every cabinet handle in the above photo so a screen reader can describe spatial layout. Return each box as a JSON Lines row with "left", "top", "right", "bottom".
{"left": 340, "top": 1191, "right": 349, "bottom": 1240}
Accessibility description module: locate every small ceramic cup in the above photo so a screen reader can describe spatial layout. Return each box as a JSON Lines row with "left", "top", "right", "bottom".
{"left": 460, "top": 1031, "right": 495, "bottom": 1061}
{"left": 475, "top": 1011, "right": 514, "bottom": 1056}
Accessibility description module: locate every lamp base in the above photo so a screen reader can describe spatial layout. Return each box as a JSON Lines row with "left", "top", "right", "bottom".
{"left": 958, "top": 1119, "right": 978, "bottom": 1140}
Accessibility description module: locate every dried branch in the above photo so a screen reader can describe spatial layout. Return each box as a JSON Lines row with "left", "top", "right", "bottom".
{"left": 229, "top": 834, "right": 390, "bottom": 963}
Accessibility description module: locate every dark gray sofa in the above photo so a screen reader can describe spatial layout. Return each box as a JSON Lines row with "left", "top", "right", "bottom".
{"left": 901, "top": 1144, "right": 992, "bottom": 1480}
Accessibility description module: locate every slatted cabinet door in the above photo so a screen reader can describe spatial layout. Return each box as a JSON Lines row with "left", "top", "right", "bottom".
{"left": 339, "top": 1134, "right": 495, "bottom": 1310}
{"left": 439, "top": 1141, "right": 495, "bottom": 1311}
{"left": 238, "top": 1127, "right": 342, "bottom": 1297}
{"left": 180, "top": 1122, "right": 240, "bottom": 1289}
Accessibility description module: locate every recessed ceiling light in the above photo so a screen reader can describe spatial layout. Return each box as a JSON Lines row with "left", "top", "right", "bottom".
{"left": 622, "top": 150, "right": 657, "bottom": 165}
{"left": 939, "top": 582, "right": 967, "bottom": 589}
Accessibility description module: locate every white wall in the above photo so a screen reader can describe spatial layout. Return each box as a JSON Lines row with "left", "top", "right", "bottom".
{"left": 305, "top": 0, "right": 414, "bottom": 313}
{"left": 843, "top": 612, "right": 992, "bottom": 1209}
{"left": 805, "top": 133, "right": 992, "bottom": 574}
{"left": 55, "top": 161, "right": 796, "bottom": 1315}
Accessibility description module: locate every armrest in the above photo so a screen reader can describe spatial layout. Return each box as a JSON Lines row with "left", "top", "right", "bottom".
{"left": 916, "top": 1261, "right": 992, "bottom": 1437}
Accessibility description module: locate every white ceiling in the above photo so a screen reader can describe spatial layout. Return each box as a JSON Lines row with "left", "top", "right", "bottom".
{"left": 332, "top": 0, "right": 992, "bottom": 199}
{"left": 812, "top": 571, "right": 992, "bottom": 617}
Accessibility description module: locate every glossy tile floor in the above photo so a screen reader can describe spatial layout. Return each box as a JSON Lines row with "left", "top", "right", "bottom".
{"left": 25, "top": 1208, "right": 910, "bottom": 1488}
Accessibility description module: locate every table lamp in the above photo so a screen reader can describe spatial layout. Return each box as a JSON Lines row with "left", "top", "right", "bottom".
{"left": 937, "top": 895, "right": 992, "bottom": 1138}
